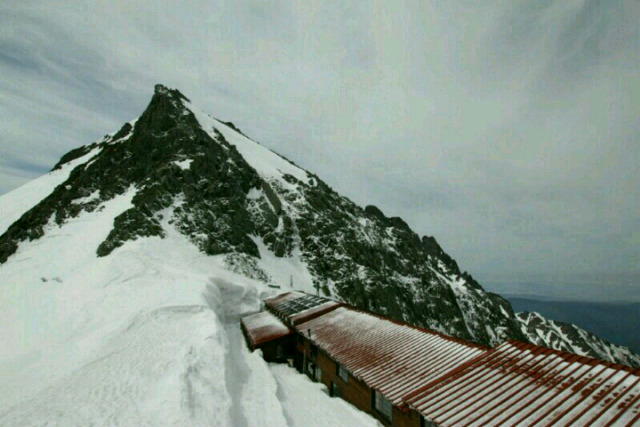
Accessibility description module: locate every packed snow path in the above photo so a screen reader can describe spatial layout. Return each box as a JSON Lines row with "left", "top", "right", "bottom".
{"left": 0, "top": 276, "right": 379, "bottom": 426}
{"left": 0, "top": 161, "right": 380, "bottom": 425}
{"left": 203, "top": 280, "right": 287, "bottom": 427}
{"left": 0, "top": 226, "right": 379, "bottom": 426}
{"left": 203, "top": 280, "right": 382, "bottom": 427}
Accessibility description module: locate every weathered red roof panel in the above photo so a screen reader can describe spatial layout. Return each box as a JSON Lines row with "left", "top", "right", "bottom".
{"left": 241, "top": 311, "right": 292, "bottom": 348}
{"left": 257, "top": 291, "right": 640, "bottom": 425}
{"left": 405, "top": 340, "right": 640, "bottom": 426}
{"left": 294, "top": 306, "right": 487, "bottom": 405}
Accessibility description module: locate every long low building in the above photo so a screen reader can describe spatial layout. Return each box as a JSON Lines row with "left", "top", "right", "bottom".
{"left": 294, "top": 306, "right": 487, "bottom": 426}
{"left": 241, "top": 291, "right": 640, "bottom": 426}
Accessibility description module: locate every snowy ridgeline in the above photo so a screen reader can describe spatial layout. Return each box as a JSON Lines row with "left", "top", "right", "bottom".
{"left": 0, "top": 184, "right": 379, "bottom": 426}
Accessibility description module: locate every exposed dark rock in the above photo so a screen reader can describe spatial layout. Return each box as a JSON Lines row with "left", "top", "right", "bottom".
{"left": 110, "top": 122, "right": 133, "bottom": 142}
{"left": 52, "top": 142, "right": 99, "bottom": 170}
{"left": 364, "top": 205, "right": 385, "bottom": 219}
{"left": 220, "top": 121, "right": 245, "bottom": 136}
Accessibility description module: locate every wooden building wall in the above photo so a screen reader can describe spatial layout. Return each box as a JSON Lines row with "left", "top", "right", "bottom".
{"left": 245, "top": 323, "right": 426, "bottom": 426}
{"left": 294, "top": 333, "right": 423, "bottom": 427}
{"left": 254, "top": 336, "right": 295, "bottom": 363}
{"left": 392, "top": 407, "right": 423, "bottom": 427}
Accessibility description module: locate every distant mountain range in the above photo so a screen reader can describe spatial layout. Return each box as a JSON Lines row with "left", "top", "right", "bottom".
{"left": 508, "top": 296, "right": 640, "bottom": 354}
{"left": 485, "top": 276, "right": 640, "bottom": 303}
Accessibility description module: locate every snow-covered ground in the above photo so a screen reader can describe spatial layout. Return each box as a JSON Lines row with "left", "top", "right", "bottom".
{"left": 270, "top": 365, "right": 381, "bottom": 427}
{"left": 184, "top": 100, "right": 310, "bottom": 185}
{"left": 0, "top": 145, "right": 103, "bottom": 235}
{"left": 0, "top": 173, "right": 379, "bottom": 425}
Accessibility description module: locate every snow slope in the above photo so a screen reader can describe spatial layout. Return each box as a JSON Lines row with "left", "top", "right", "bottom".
{"left": 184, "top": 100, "right": 310, "bottom": 185}
{"left": 0, "top": 145, "right": 102, "bottom": 235}
{"left": 270, "top": 365, "right": 381, "bottom": 427}
{"left": 0, "top": 178, "right": 378, "bottom": 426}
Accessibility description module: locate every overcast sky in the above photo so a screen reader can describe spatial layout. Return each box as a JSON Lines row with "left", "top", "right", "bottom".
{"left": 1, "top": 1, "right": 638, "bottom": 300}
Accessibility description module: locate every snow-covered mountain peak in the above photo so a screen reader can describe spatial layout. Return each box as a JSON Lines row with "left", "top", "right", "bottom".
{"left": 1, "top": 81, "right": 638, "bottom": 407}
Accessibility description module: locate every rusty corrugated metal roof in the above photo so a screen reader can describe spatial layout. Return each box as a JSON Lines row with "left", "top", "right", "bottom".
{"left": 295, "top": 306, "right": 487, "bottom": 405}
{"left": 257, "top": 291, "right": 640, "bottom": 425}
{"left": 241, "top": 311, "right": 292, "bottom": 348}
{"left": 405, "top": 340, "right": 640, "bottom": 426}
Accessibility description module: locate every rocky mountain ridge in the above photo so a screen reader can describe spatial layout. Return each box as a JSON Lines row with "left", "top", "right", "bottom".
{"left": 1, "top": 84, "right": 638, "bottom": 367}
{"left": 518, "top": 311, "right": 640, "bottom": 368}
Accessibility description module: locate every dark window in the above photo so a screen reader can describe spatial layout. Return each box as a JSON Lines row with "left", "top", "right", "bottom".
{"left": 331, "top": 382, "right": 343, "bottom": 398}
{"left": 421, "top": 415, "right": 439, "bottom": 427}
{"left": 306, "top": 360, "right": 322, "bottom": 382}
{"left": 336, "top": 363, "right": 349, "bottom": 383}
{"left": 373, "top": 390, "right": 392, "bottom": 421}
{"left": 276, "top": 344, "right": 284, "bottom": 359}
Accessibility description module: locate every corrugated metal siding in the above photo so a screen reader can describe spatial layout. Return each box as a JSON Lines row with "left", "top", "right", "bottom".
{"left": 295, "top": 307, "right": 486, "bottom": 405}
{"left": 406, "top": 340, "right": 640, "bottom": 426}
{"left": 241, "top": 311, "right": 292, "bottom": 347}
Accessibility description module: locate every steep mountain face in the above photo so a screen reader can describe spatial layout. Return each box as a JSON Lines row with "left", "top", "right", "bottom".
{"left": 1, "top": 84, "right": 638, "bottom": 368}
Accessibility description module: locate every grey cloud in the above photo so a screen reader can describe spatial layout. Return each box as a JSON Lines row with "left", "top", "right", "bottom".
{"left": 1, "top": 0, "right": 638, "bottom": 299}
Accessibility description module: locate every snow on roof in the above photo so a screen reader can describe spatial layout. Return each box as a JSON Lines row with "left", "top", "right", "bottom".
{"left": 295, "top": 306, "right": 487, "bottom": 405}
{"left": 289, "top": 301, "right": 342, "bottom": 325}
{"left": 264, "top": 291, "right": 340, "bottom": 323}
{"left": 258, "top": 291, "right": 640, "bottom": 424}
{"left": 405, "top": 340, "right": 640, "bottom": 426}
{"left": 241, "top": 311, "right": 292, "bottom": 348}
{"left": 264, "top": 291, "right": 307, "bottom": 309}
